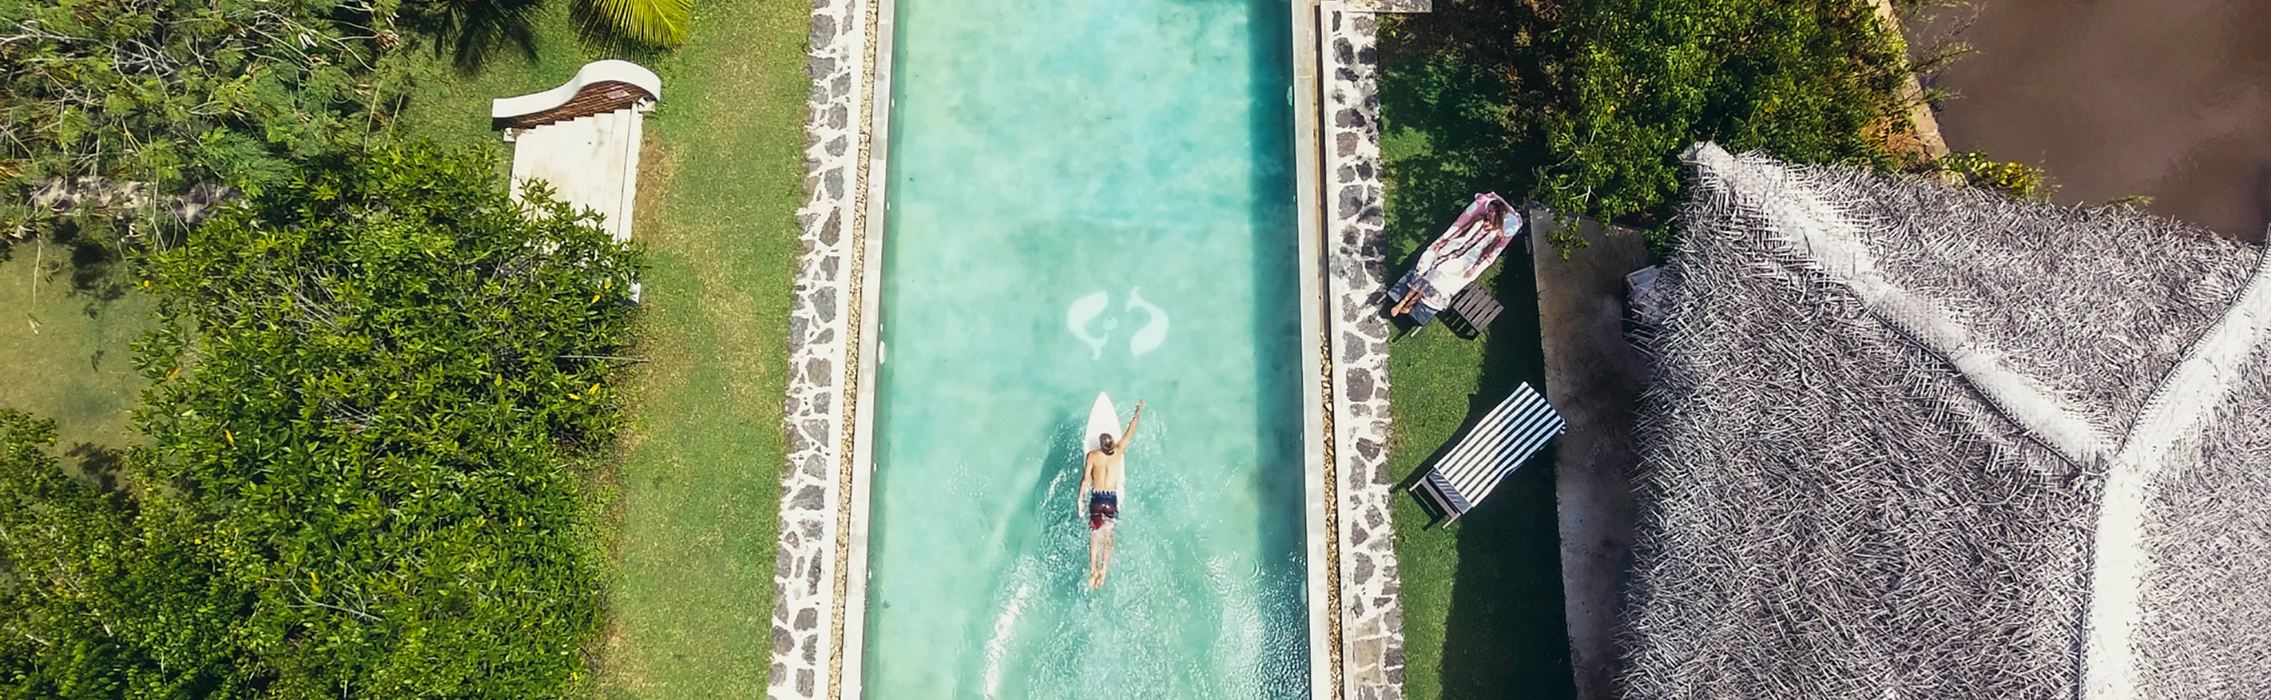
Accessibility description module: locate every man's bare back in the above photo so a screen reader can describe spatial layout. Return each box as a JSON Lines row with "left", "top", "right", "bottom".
{"left": 1083, "top": 448, "right": 1126, "bottom": 493}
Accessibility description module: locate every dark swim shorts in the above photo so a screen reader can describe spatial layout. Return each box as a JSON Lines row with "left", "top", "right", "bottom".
{"left": 1088, "top": 491, "right": 1119, "bottom": 530}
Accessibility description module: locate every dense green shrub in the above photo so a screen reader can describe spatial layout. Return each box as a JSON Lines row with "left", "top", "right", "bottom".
{"left": 0, "top": 409, "right": 244, "bottom": 697}
{"left": 0, "top": 145, "right": 640, "bottom": 697}
{"left": 1381, "top": 0, "right": 1923, "bottom": 258}
{"left": 1537, "top": 0, "right": 1913, "bottom": 229}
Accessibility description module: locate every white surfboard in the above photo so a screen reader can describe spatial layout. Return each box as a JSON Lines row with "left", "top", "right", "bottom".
{"left": 1084, "top": 392, "right": 1120, "bottom": 455}
{"left": 1084, "top": 392, "right": 1127, "bottom": 503}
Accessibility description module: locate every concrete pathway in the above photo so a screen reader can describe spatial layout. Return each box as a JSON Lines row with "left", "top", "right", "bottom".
{"left": 1529, "top": 210, "right": 1651, "bottom": 700}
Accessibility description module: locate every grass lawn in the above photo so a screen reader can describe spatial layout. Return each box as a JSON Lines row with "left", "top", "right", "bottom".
{"left": 393, "top": 2, "right": 809, "bottom": 696}
{"left": 1377, "top": 2, "right": 1578, "bottom": 698}
{"left": 1379, "top": 263, "right": 1575, "bottom": 700}
{"left": 0, "top": 236, "right": 154, "bottom": 466}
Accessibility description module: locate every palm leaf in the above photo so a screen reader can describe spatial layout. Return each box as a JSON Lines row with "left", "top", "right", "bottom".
{"left": 573, "top": 0, "right": 692, "bottom": 48}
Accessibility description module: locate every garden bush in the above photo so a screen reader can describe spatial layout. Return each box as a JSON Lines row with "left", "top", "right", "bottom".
{"left": 0, "top": 145, "right": 640, "bottom": 697}
{"left": 1381, "top": 0, "right": 1919, "bottom": 257}
{"left": 1537, "top": 0, "right": 1914, "bottom": 231}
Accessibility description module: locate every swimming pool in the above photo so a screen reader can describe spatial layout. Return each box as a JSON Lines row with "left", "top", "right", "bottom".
{"left": 860, "top": 0, "right": 1307, "bottom": 694}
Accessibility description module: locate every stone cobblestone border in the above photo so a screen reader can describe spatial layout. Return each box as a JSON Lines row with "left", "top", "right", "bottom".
{"left": 770, "top": 0, "right": 882, "bottom": 691}
{"left": 1314, "top": 3, "right": 1406, "bottom": 698}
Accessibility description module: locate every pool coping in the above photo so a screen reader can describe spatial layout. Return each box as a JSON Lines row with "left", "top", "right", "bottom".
{"left": 833, "top": 0, "right": 895, "bottom": 691}
{"left": 1290, "top": 1, "right": 1332, "bottom": 697}
{"left": 772, "top": 0, "right": 1409, "bottom": 696}
{"left": 1309, "top": 3, "right": 1411, "bottom": 698}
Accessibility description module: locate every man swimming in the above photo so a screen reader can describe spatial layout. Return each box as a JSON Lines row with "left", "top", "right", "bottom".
{"left": 1079, "top": 399, "right": 1143, "bottom": 590}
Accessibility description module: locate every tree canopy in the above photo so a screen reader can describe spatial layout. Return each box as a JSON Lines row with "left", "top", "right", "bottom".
{"left": 1536, "top": 0, "right": 1913, "bottom": 229}
{"left": 0, "top": 0, "right": 413, "bottom": 243}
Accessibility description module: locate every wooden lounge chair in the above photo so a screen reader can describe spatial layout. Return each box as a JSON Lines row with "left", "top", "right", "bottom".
{"left": 1413, "top": 382, "right": 1565, "bottom": 524}
{"left": 1439, "top": 285, "right": 1503, "bottom": 339}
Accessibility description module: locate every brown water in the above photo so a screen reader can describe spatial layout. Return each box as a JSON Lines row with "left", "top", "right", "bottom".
{"left": 1919, "top": 0, "right": 2271, "bottom": 239}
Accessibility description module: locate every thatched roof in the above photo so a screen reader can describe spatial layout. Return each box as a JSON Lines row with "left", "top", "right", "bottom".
{"left": 1620, "top": 143, "right": 2271, "bottom": 699}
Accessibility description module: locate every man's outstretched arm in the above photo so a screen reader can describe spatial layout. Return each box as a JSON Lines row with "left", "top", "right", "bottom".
{"left": 1120, "top": 400, "right": 1146, "bottom": 449}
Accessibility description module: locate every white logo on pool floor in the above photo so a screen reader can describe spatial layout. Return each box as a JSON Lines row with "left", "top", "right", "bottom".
{"left": 1067, "top": 288, "right": 1170, "bottom": 359}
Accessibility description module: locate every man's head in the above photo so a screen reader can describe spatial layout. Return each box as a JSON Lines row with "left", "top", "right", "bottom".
{"left": 1099, "top": 433, "right": 1116, "bottom": 454}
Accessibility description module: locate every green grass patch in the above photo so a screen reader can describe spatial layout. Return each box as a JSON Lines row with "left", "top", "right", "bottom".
{"left": 1379, "top": 262, "right": 1575, "bottom": 700}
{"left": 0, "top": 238, "right": 154, "bottom": 455}
{"left": 589, "top": 0, "right": 809, "bottom": 690}
{"left": 1377, "top": 2, "right": 1575, "bottom": 698}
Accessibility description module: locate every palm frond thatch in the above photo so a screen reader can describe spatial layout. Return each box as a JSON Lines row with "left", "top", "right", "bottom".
{"left": 1619, "top": 143, "right": 2271, "bottom": 699}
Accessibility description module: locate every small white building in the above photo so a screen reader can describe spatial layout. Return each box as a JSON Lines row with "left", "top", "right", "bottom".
{"left": 493, "top": 60, "right": 661, "bottom": 243}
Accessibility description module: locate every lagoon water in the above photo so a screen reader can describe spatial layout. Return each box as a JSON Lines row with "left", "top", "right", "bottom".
{"left": 861, "top": 0, "right": 1308, "bottom": 696}
{"left": 1920, "top": 0, "right": 2271, "bottom": 239}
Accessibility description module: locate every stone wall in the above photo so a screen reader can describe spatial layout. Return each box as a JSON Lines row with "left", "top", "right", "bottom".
{"left": 1319, "top": 4, "right": 1406, "bottom": 698}
{"left": 770, "top": 0, "right": 872, "bottom": 694}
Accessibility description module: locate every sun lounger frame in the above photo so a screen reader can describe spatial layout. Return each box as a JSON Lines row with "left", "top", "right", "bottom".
{"left": 1415, "top": 382, "right": 1565, "bottom": 524}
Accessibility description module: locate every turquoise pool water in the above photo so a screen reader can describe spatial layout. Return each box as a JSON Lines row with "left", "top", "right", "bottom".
{"left": 862, "top": 0, "right": 1306, "bottom": 695}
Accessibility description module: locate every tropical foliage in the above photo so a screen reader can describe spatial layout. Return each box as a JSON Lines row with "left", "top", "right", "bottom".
{"left": 1536, "top": 0, "right": 1914, "bottom": 228}
{"left": 411, "top": 0, "right": 688, "bottom": 68}
{"left": 570, "top": 0, "right": 688, "bottom": 48}
{"left": 0, "top": 145, "right": 639, "bottom": 696}
{"left": 0, "top": 0, "right": 410, "bottom": 243}
{"left": 1380, "top": 0, "right": 1923, "bottom": 258}
{"left": 0, "top": 0, "right": 688, "bottom": 250}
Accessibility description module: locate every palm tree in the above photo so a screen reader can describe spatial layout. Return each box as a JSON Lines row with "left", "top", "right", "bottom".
{"left": 573, "top": 0, "right": 692, "bottom": 48}
{"left": 414, "top": 0, "right": 690, "bottom": 69}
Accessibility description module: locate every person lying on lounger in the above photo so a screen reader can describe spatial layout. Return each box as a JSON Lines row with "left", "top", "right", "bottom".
{"left": 1390, "top": 199, "right": 1515, "bottom": 318}
{"left": 1080, "top": 399, "right": 1143, "bottom": 590}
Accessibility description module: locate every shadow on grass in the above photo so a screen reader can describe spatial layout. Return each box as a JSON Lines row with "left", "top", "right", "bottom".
{"left": 1406, "top": 260, "right": 1574, "bottom": 700}
{"left": 1379, "top": 0, "right": 1577, "bottom": 697}
{"left": 64, "top": 442, "right": 129, "bottom": 493}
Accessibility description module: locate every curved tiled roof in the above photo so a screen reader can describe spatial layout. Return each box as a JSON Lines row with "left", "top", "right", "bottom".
{"left": 491, "top": 60, "right": 661, "bottom": 130}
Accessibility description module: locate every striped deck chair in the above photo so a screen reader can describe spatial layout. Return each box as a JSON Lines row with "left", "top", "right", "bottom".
{"left": 1413, "top": 382, "right": 1566, "bottom": 523}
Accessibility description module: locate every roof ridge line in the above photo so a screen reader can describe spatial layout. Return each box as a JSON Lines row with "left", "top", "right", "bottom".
{"left": 1683, "top": 143, "right": 2113, "bottom": 468}
{"left": 2083, "top": 240, "right": 2271, "bottom": 700}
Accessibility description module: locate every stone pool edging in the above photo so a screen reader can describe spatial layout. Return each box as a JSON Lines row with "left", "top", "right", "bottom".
{"left": 1311, "top": 3, "right": 1406, "bottom": 698}
{"left": 771, "top": 0, "right": 881, "bottom": 690}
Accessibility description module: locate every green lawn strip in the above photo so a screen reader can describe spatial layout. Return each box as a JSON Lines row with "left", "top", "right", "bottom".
{"left": 1380, "top": 263, "right": 1574, "bottom": 700}
{"left": 598, "top": 0, "right": 808, "bottom": 690}
{"left": 1377, "top": 5, "right": 1576, "bottom": 697}
{"left": 0, "top": 240, "right": 154, "bottom": 457}
{"left": 389, "top": 2, "right": 809, "bottom": 694}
